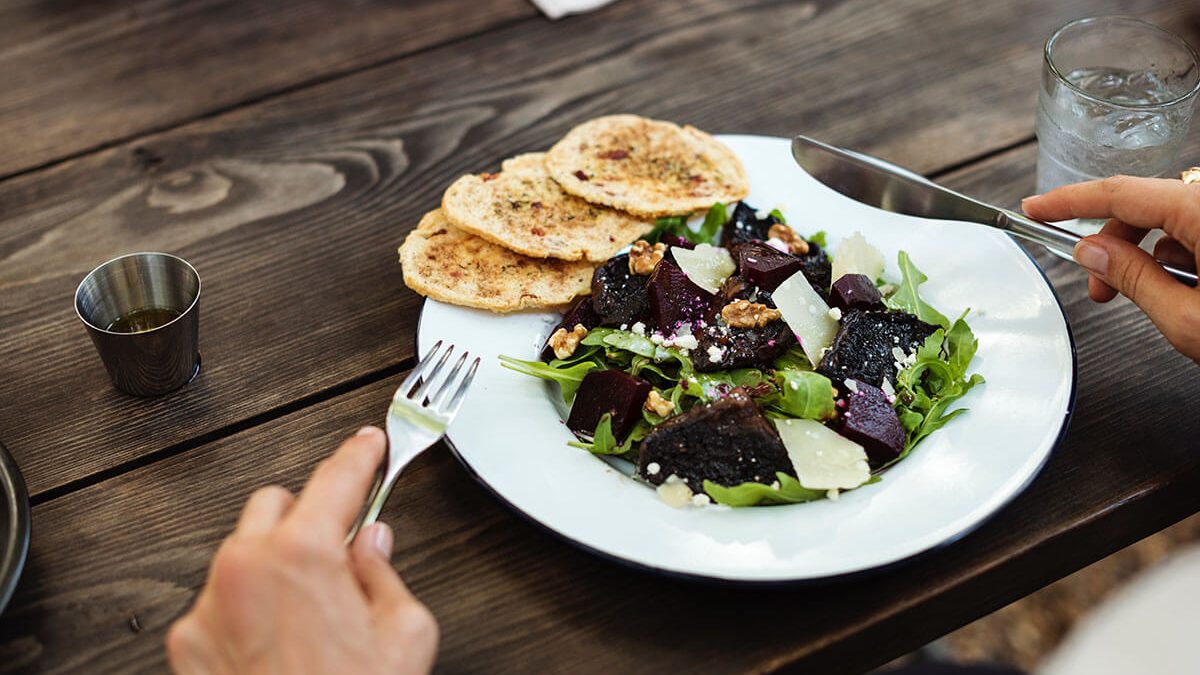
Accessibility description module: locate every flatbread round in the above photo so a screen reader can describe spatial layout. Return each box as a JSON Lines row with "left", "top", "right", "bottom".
{"left": 442, "top": 153, "right": 652, "bottom": 262}
{"left": 399, "top": 210, "right": 593, "bottom": 312}
{"left": 544, "top": 114, "right": 749, "bottom": 218}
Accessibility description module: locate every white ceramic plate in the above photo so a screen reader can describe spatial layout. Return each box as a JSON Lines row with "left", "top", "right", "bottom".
{"left": 417, "top": 135, "right": 1075, "bottom": 583}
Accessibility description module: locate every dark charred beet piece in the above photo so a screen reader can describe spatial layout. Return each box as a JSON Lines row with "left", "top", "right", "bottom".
{"left": 638, "top": 391, "right": 793, "bottom": 489}
{"left": 694, "top": 322, "right": 795, "bottom": 372}
{"left": 797, "top": 241, "right": 832, "bottom": 298}
{"left": 817, "top": 310, "right": 938, "bottom": 387}
{"left": 566, "top": 370, "right": 651, "bottom": 443}
{"left": 662, "top": 235, "right": 695, "bottom": 250}
{"left": 838, "top": 380, "right": 906, "bottom": 467}
{"left": 829, "top": 274, "right": 884, "bottom": 312}
{"left": 590, "top": 254, "right": 649, "bottom": 327}
{"left": 540, "top": 296, "right": 602, "bottom": 362}
{"left": 646, "top": 260, "right": 714, "bottom": 335}
{"left": 713, "top": 275, "right": 777, "bottom": 310}
{"left": 736, "top": 241, "right": 803, "bottom": 292}
{"left": 721, "top": 202, "right": 781, "bottom": 246}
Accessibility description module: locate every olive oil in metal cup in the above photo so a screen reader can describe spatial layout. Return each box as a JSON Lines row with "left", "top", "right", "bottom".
{"left": 74, "top": 252, "right": 201, "bottom": 397}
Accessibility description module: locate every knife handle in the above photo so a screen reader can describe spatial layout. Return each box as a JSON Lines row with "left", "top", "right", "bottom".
{"left": 996, "top": 210, "right": 1198, "bottom": 288}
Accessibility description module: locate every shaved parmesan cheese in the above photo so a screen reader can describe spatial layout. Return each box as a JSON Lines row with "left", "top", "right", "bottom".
{"left": 774, "top": 418, "right": 871, "bottom": 490}
{"left": 773, "top": 271, "right": 839, "bottom": 364}
{"left": 831, "top": 231, "right": 885, "bottom": 284}
{"left": 671, "top": 244, "right": 735, "bottom": 294}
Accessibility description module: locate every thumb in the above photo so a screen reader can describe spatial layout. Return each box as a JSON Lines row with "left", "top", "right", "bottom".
{"left": 350, "top": 522, "right": 439, "bottom": 673}
{"left": 1074, "top": 234, "right": 1200, "bottom": 355}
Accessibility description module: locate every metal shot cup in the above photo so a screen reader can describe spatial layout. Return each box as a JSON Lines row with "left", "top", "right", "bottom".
{"left": 74, "top": 252, "right": 201, "bottom": 397}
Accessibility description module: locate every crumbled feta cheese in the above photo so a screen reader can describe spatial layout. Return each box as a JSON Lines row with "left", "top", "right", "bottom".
{"left": 843, "top": 379, "right": 859, "bottom": 393}
{"left": 691, "top": 493, "right": 712, "bottom": 507}
{"left": 827, "top": 488, "right": 841, "bottom": 501}
{"left": 656, "top": 474, "right": 693, "bottom": 508}
{"left": 707, "top": 345, "right": 725, "bottom": 363}
{"left": 649, "top": 333, "right": 665, "bottom": 345}
{"left": 755, "top": 208, "right": 770, "bottom": 219}
{"left": 671, "top": 334, "right": 699, "bottom": 350}
{"left": 766, "top": 237, "right": 790, "bottom": 253}
{"left": 770, "top": 480, "right": 781, "bottom": 490}
{"left": 827, "top": 307, "right": 843, "bottom": 321}
{"left": 630, "top": 321, "right": 646, "bottom": 336}
{"left": 619, "top": 323, "right": 628, "bottom": 331}
{"left": 646, "top": 462, "right": 661, "bottom": 476}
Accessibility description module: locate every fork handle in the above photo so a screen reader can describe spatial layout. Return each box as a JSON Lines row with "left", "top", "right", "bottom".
{"left": 345, "top": 467, "right": 402, "bottom": 543}
{"left": 997, "top": 209, "right": 1198, "bottom": 287}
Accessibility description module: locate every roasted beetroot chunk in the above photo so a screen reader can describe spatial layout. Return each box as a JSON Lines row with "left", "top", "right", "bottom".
{"left": 817, "top": 310, "right": 938, "bottom": 387}
{"left": 646, "top": 260, "right": 714, "bottom": 334}
{"left": 566, "top": 370, "right": 651, "bottom": 443}
{"left": 591, "top": 254, "right": 649, "bottom": 327}
{"left": 694, "top": 322, "right": 796, "bottom": 372}
{"left": 838, "top": 380, "right": 906, "bottom": 467}
{"left": 638, "top": 391, "right": 792, "bottom": 489}
{"left": 829, "top": 273, "right": 884, "bottom": 312}
{"left": 721, "top": 202, "right": 781, "bottom": 246}
{"left": 735, "top": 241, "right": 803, "bottom": 292}
{"left": 796, "top": 241, "right": 833, "bottom": 297}
{"left": 541, "top": 296, "right": 602, "bottom": 362}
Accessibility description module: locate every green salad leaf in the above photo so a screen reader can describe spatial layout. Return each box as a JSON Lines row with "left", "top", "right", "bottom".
{"left": 765, "top": 370, "right": 836, "bottom": 421}
{"left": 498, "top": 355, "right": 599, "bottom": 403}
{"left": 884, "top": 251, "right": 950, "bottom": 328}
{"left": 808, "top": 230, "right": 828, "bottom": 249}
{"left": 682, "top": 368, "right": 769, "bottom": 400}
{"left": 771, "top": 344, "right": 812, "bottom": 372}
{"left": 769, "top": 208, "right": 787, "bottom": 223}
{"left": 703, "top": 472, "right": 827, "bottom": 506}
{"left": 644, "top": 203, "right": 728, "bottom": 246}
{"left": 568, "top": 412, "right": 637, "bottom": 456}
{"left": 890, "top": 313, "right": 985, "bottom": 458}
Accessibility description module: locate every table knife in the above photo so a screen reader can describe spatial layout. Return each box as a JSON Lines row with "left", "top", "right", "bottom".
{"left": 791, "top": 135, "right": 1198, "bottom": 287}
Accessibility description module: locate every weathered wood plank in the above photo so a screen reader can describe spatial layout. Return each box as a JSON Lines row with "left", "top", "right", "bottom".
{"left": 0, "top": 0, "right": 535, "bottom": 177}
{"left": 0, "top": 320, "right": 1195, "bottom": 675}
{"left": 1, "top": 0, "right": 1196, "bottom": 496}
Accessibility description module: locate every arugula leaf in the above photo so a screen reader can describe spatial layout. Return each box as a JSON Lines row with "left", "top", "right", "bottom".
{"left": 884, "top": 251, "right": 950, "bottom": 328}
{"left": 498, "top": 355, "right": 599, "bottom": 403}
{"left": 808, "top": 230, "right": 828, "bottom": 249}
{"left": 769, "top": 208, "right": 787, "bottom": 223}
{"left": 889, "top": 318, "right": 985, "bottom": 458}
{"left": 771, "top": 344, "right": 812, "bottom": 372}
{"left": 703, "top": 472, "right": 827, "bottom": 506}
{"left": 644, "top": 215, "right": 690, "bottom": 245}
{"left": 567, "top": 412, "right": 635, "bottom": 455}
{"left": 682, "top": 368, "right": 769, "bottom": 401}
{"left": 694, "top": 203, "right": 728, "bottom": 245}
{"left": 766, "top": 370, "right": 836, "bottom": 421}
{"left": 582, "top": 327, "right": 659, "bottom": 359}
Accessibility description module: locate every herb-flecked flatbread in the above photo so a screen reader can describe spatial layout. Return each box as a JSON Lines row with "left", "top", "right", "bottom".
{"left": 442, "top": 153, "right": 652, "bottom": 262}
{"left": 399, "top": 210, "right": 594, "bottom": 312}
{"left": 544, "top": 114, "right": 749, "bottom": 218}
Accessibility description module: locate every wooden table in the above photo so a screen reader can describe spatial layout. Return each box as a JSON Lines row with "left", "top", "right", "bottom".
{"left": 1, "top": 1, "right": 1197, "bottom": 672}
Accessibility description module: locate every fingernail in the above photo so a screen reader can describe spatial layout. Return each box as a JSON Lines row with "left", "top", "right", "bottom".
{"left": 1074, "top": 240, "right": 1109, "bottom": 276}
{"left": 1020, "top": 195, "right": 1041, "bottom": 209}
{"left": 355, "top": 425, "right": 379, "bottom": 437}
{"left": 370, "top": 522, "right": 394, "bottom": 558}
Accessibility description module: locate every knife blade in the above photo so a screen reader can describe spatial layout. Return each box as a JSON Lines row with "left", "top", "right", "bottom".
{"left": 791, "top": 135, "right": 1197, "bottom": 287}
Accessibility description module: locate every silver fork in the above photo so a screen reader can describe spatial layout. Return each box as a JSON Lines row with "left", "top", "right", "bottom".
{"left": 347, "top": 340, "right": 480, "bottom": 542}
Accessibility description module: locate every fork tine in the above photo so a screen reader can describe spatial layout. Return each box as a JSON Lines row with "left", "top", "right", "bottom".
{"left": 398, "top": 340, "right": 443, "bottom": 397}
{"left": 430, "top": 351, "right": 469, "bottom": 408}
{"left": 442, "top": 357, "right": 480, "bottom": 418}
{"left": 411, "top": 344, "right": 454, "bottom": 402}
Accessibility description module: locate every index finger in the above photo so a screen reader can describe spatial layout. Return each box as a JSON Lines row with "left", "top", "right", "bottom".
{"left": 289, "top": 427, "right": 386, "bottom": 536}
{"left": 1022, "top": 176, "right": 1200, "bottom": 250}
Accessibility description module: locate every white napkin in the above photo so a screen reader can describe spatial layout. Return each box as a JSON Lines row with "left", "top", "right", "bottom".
{"left": 529, "top": 0, "right": 617, "bottom": 20}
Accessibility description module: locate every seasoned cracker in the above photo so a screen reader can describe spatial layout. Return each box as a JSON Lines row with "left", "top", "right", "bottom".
{"left": 545, "top": 114, "right": 749, "bottom": 217}
{"left": 399, "top": 210, "right": 593, "bottom": 312}
{"left": 443, "top": 153, "right": 652, "bottom": 262}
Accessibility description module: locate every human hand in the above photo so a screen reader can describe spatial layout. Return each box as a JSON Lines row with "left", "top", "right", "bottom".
{"left": 1023, "top": 175, "right": 1200, "bottom": 362}
{"left": 166, "top": 427, "right": 438, "bottom": 675}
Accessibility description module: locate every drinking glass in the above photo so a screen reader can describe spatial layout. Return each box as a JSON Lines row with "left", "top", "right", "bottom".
{"left": 1036, "top": 17, "right": 1200, "bottom": 221}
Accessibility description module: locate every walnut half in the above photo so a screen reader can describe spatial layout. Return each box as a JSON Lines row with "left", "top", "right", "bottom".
{"left": 721, "top": 299, "right": 782, "bottom": 328}
{"left": 628, "top": 240, "right": 666, "bottom": 275}
{"left": 768, "top": 223, "right": 810, "bottom": 255}
{"left": 549, "top": 324, "right": 588, "bottom": 359}
{"left": 644, "top": 390, "right": 674, "bottom": 417}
